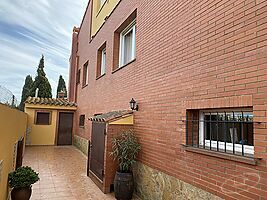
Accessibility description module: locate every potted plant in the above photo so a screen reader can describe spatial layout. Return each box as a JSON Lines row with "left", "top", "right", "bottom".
{"left": 8, "top": 166, "right": 39, "bottom": 200}
{"left": 111, "top": 129, "right": 141, "bottom": 200}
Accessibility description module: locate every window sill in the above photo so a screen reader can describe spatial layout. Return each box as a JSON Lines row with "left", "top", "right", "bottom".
{"left": 96, "top": 73, "right": 106, "bottom": 80}
{"left": 183, "top": 145, "right": 259, "bottom": 165}
{"left": 112, "top": 59, "right": 136, "bottom": 74}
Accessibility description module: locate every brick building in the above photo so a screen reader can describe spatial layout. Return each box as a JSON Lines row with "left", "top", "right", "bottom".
{"left": 69, "top": 0, "right": 267, "bottom": 199}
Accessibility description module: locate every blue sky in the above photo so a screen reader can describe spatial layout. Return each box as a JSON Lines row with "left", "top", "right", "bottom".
{"left": 0, "top": 0, "right": 88, "bottom": 101}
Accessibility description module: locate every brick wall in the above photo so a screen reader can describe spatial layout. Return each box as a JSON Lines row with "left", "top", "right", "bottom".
{"left": 70, "top": 0, "right": 267, "bottom": 199}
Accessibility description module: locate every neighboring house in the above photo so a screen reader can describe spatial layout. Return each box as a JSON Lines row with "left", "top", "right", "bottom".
{"left": 24, "top": 97, "right": 77, "bottom": 146}
{"left": 69, "top": 0, "right": 267, "bottom": 199}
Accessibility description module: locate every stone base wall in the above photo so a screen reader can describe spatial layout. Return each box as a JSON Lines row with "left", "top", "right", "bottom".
{"left": 73, "top": 135, "right": 88, "bottom": 156}
{"left": 133, "top": 162, "right": 221, "bottom": 200}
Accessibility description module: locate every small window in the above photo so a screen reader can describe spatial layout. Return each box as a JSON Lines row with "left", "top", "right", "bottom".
{"left": 79, "top": 115, "right": 85, "bottom": 127}
{"left": 186, "top": 109, "right": 254, "bottom": 157}
{"left": 99, "top": 0, "right": 106, "bottom": 8}
{"left": 83, "top": 61, "right": 88, "bottom": 86}
{"left": 101, "top": 48, "right": 106, "bottom": 75}
{"left": 97, "top": 44, "right": 106, "bottom": 78}
{"left": 119, "top": 20, "right": 136, "bottom": 67}
{"left": 35, "top": 112, "right": 51, "bottom": 125}
{"left": 76, "top": 69, "right": 81, "bottom": 84}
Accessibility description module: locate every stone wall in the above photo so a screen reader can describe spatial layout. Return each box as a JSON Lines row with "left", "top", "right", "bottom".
{"left": 133, "top": 162, "right": 221, "bottom": 200}
{"left": 73, "top": 135, "right": 88, "bottom": 155}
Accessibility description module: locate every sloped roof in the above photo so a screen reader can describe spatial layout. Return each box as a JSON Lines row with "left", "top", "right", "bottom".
{"left": 89, "top": 110, "right": 133, "bottom": 122}
{"left": 25, "top": 97, "right": 77, "bottom": 107}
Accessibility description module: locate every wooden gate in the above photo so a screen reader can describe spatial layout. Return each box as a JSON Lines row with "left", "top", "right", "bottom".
{"left": 57, "top": 112, "right": 74, "bottom": 145}
{"left": 16, "top": 137, "right": 24, "bottom": 169}
{"left": 89, "top": 122, "right": 106, "bottom": 181}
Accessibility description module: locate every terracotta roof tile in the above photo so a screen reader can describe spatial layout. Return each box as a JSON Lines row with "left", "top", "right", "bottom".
{"left": 89, "top": 110, "right": 133, "bottom": 122}
{"left": 25, "top": 97, "right": 77, "bottom": 107}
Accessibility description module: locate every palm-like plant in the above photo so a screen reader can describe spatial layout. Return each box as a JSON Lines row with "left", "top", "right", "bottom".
{"left": 111, "top": 130, "right": 141, "bottom": 172}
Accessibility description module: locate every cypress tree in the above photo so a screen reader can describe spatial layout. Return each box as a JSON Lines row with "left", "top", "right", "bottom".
{"left": 32, "top": 55, "right": 52, "bottom": 98}
{"left": 19, "top": 75, "right": 34, "bottom": 110}
{"left": 56, "top": 75, "right": 67, "bottom": 98}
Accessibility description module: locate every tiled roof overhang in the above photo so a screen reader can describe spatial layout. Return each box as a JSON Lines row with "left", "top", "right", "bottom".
{"left": 25, "top": 97, "right": 77, "bottom": 107}
{"left": 89, "top": 110, "right": 133, "bottom": 122}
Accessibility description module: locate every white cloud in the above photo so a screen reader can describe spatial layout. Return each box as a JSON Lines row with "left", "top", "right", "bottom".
{"left": 0, "top": 0, "right": 87, "bottom": 102}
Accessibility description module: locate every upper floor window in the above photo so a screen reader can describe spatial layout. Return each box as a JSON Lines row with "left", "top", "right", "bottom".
{"left": 97, "top": 43, "right": 106, "bottom": 78}
{"left": 101, "top": 48, "right": 106, "bottom": 75}
{"left": 35, "top": 111, "right": 51, "bottom": 125}
{"left": 186, "top": 108, "right": 254, "bottom": 157}
{"left": 119, "top": 20, "right": 136, "bottom": 67}
{"left": 83, "top": 61, "right": 88, "bottom": 86}
{"left": 99, "top": 0, "right": 106, "bottom": 8}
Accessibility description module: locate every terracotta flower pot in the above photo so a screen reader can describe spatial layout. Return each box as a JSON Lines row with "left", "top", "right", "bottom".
{"left": 11, "top": 187, "right": 32, "bottom": 200}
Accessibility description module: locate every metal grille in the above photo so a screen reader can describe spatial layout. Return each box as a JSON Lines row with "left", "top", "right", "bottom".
{"left": 185, "top": 110, "right": 256, "bottom": 158}
{"left": 0, "top": 85, "right": 18, "bottom": 107}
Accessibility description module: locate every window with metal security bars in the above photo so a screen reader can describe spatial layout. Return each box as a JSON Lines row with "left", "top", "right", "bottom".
{"left": 35, "top": 112, "right": 51, "bottom": 125}
{"left": 79, "top": 115, "right": 85, "bottom": 127}
{"left": 185, "top": 109, "right": 254, "bottom": 157}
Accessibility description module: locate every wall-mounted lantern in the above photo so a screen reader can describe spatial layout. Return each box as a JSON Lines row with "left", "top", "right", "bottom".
{"left": 129, "top": 98, "right": 138, "bottom": 111}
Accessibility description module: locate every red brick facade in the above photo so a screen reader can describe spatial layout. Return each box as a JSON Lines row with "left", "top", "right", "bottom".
{"left": 69, "top": 0, "right": 267, "bottom": 199}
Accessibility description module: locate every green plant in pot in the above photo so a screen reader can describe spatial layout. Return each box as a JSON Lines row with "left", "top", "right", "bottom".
{"left": 8, "top": 166, "right": 39, "bottom": 200}
{"left": 111, "top": 129, "right": 141, "bottom": 200}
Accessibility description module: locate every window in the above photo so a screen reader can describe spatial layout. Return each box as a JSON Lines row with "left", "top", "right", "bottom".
{"left": 186, "top": 109, "right": 254, "bottom": 157}
{"left": 79, "top": 115, "right": 85, "bottom": 127}
{"left": 76, "top": 69, "right": 81, "bottom": 84}
{"left": 101, "top": 48, "right": 106, "bottom": 75}
{"left": 97, "top": 44, "right": 106, "bottom": 78}
{"left": 99, "top": 0, "right": 106, "bottom": 8}
{"left": 82, "top": 61, "right": 88, "bottom": 86}
{"left": 35, "top": 112, "right": 51, "bottom": 125}
{"left": 119, "top": 20, "right": 136, "bottom": 67}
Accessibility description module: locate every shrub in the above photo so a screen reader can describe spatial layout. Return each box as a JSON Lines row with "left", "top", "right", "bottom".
{"left": 8, "top": 166, "right": 39, "bottom": 188}
{"left": 111, "top": 130, "right": 141, "bottom": 172}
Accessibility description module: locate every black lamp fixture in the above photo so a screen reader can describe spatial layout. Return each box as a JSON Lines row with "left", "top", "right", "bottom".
{"left": 129, "top": 98, "right": 138, "bottom": 111}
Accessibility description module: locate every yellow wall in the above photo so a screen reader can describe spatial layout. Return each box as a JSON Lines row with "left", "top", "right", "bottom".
{"left": 24, "top": 104, "right": 76, "bottom": 146}
{"left": 109, "top": 115, "right": 133, "bottom": 125}
{"left": 91, "top": 0, "right": 120, "bottom": 36}
{"left": 0, "top": 104, "right": 27, "bottom": 200}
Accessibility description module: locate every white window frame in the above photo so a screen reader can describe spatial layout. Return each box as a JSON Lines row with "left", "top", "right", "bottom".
{"left": 198, "top": 110, "right": 254, "bottom": 155}
{"left": 119, "top": 20, "right": 136, "bottom": 67}
{"left": 99, "top": 0, "right": 106, "bottom": 8}
{"left": 100, "top": 48, "right": 106, "bottom": 76}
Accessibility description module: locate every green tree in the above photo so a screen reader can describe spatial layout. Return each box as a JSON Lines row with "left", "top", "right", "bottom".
{"left": 56, "top": 75, "right": 67, "bottom": 98}
{"left": 32, "top": 55, "right": 52, "bottom": 98}
{"left": 19, "top": 75, "right": 34, "bottom": 110}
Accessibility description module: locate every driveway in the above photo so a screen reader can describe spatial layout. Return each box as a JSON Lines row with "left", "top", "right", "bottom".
{"left": 23, "top": 146, "right": 115, "bottom": 200}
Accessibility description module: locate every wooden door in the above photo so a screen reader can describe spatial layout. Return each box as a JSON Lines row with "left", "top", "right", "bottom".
{"left": 57, "top": 112, "right": 74, "bottom": 145}
{"left": 89, "top": 122, "right": 106, "bottom": 181}
{"left": 16, "top": 137, "right": 24, "bottom": 169}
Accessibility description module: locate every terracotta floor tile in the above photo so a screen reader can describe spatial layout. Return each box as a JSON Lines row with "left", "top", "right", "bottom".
{"left": 23, "top": 146, "right": 115, "bottom": 200}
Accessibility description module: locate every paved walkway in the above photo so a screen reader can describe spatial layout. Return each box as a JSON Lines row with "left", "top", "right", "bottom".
{"left": 23, "top": 146, "right": 115, "bottom": 200}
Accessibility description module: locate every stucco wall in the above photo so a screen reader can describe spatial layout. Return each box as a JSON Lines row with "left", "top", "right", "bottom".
{"left": 91, "top": 0, "right": 120, "bottom": 36}
{"left": 25, "top": 107, "right": 58, "bottom": 145}
{"left": 25, "top": 104, "right": 76, "bottom": 146}
{"left": 0, "top": 104, "right": 27, "bottom": 200}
